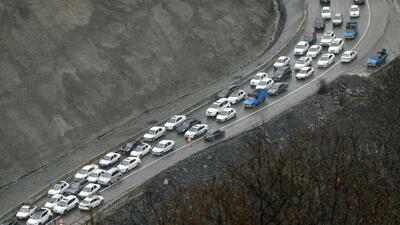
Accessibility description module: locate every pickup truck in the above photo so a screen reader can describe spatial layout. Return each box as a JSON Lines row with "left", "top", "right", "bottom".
{"left": 368, "top": 49, "right": 388, "bottom": 67}
{"left": 244, "top": 89, "right": 268, "bottom": 108}
{"left": 343, "top": 22, "right": 358, "bottom": 39}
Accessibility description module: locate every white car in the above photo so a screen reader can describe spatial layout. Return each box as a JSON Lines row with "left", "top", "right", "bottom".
{"left": 306, "top": 45, "right": 322, "bottom": 58}
{"left": 86, "top": 169, "right": 105, "bottom": 183}
{"left": 294, "top": 57, "right": 312, "bottom": 70}
{"left": 296, "top": 67, "right": 314, "bottom": 80}
{"left": 255, "top": 78, "right": 274, "bottom": 90}
{"left": 48, "top": 181, "right": 69, "bottom": 197}
{"left": 206, "top": 98, "right": 231, "bottom": 117}
{"left": 44, "top": 194, "right": 64, "bottom": 210}
{"left": 117, "top": 157, "right": 141, "bottom": 173}
{"left": 321, "top": 6, "right": 332, "bottom": 19}
{"left": 78, "top": 183, "right": 101, "bottom": 198}
{"left": 99, "top": 152, "right": 121, "bottom": 167}
{"left": 16, "top": 204, "right": 37, "bottom": 220}
{"left": 26, "top": 208, "right": 53, "bottom": 225}
{"left": 74, "top": 164, "right": 99, "bottom": 180}
{"left": 184, "top": 124, "right": 208, "bottom": 139}
{"left": 152, "top": 140, "right": 175, "bottom": 156}
{"left": 350, "top": 5, "right": 360, "bottom": 18}
{"left": 293, "top": 41, "right": 310, "bottom": 56}
{"left": 130, "top": 143, "right": 151, "bottom": 158}
{"left": 341, "top": 50, "right": 358, "bottom": 63}
{"left": 53, "top": 195, "right": 79, "bottom": 214}
{"left": 164, "top": 115, "right": 186, "bottom": 130}
{"left": 228, "top": 89, "right": 246, "bottom": 104}
{"left": 328, "top": 38, "right": 344, "bottom": 54}
{"left": 332, "top": 13, "right": 343, "bottom": 25}
{"left": 318, "top": 53, "right": 335, "bottom": 68}
{"left": 216, "top": 108, "right": 237, "bottom": 123}
{"left": 143, "top": 126, "right": 166, "bottom": 142}
{"left": 273, "top": 56, "right": 290, "bottom": 69}
{"left": 250, "top": 72, "right": 269, "bottom": 86}
{"left": 79, "top": 195, "right": 104, "bottom": 211}
{"left": 320, "top": 31, "right": 336, "bottom": 47}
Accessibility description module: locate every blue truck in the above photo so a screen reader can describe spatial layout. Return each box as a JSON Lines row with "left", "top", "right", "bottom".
{"left": 244, "top": 89, "right": 268, "bottom": 108}
{"left": 343, "top": 22, "right": 358, "bottom": 39}
{"left": 368, "top": 49, "right": 388, "bottom": 67}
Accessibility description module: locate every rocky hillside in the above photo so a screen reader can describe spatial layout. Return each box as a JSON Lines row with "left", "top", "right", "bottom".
{"left": 103, "top": 57, "right": 400, "bottom": 225}
{"left": 0, "top": 0, "right": 277, "bottom": 186}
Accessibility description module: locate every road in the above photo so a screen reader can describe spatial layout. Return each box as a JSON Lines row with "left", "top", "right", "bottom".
{"left": 4, "top": 0, "right": 400, "bottom": 224}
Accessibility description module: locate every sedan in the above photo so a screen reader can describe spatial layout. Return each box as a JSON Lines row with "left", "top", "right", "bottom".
{"left": 164, "top": 115, "right": 186, "bottom": 130}
{"left": 217, "top": 85, "right": 238, "bottom": 99}
{"left": 79, "top": 195, "right": 104, "bottom": 211}
{"left": 16, "top": 204, "right": 37, "bottom": 220}
{"left": 176, "top": 118, "right": 201, "bottom": 134}
{"left": 48, "top": 181, "right": 69, "bottom": 197}
{"left": 255, "top": 78, "right": 274, "bottom": 90}
{"left": 294, "top": 57, "right": 312, "bottom": 70}
{"left": 26, "top": 208, "right": 52, "bottom": 225}
{"left": 65, "top": 179, "right": 88, "bottom": 195}
{"left": 152, "top": 140, "right": 175, "bottom": 156}
{"left": 328, "top": 38, "right": 344, "bottom": 54}
{"left": 204, "top": 129, "right": 225, "bottom": 142}
{"left": 314, "top": 17, "right": 326, "bottom": 30}
{"left": 273, "top": 56, "right": 290, "bottom": 69}
{"left": 78, "top": 183, "right": 101, "bottom": 198}
{"left": 53, "top": 195, "right": 79, "bottom": 215}
{"left": 99, "top": 152, "right": 121, "bottom": 167}
{"left": 320, "top": 31, "right": 336, "bottom": 47}
{"left": 216, "top": 108, "right": 237, "bottom": 123}
{"left": 341, "top": 50, "right": 358, "bottom": 63}
{"left": 267, "top": 82, "right": 288, "bottom": 96}
{"left": 87, "top": 169, "right": 105, "bottom": 183}
{"left": 228, "top": 89, "right": 246, "bottom": 104}
{"left": 306, "top": 45, "right": 322, "bottom": 58}
{"left": 272, "top": 66, "right": 291, "bottom": 81}
{"left": 184, "top": 124, "right": 208, "bottom": 139}
{"left": 317, "top": 53, "right": 335, "bottom": 68}
{"left": 332, "top": 13, "right": 343, "bottom": 26}
{"left": 293, "top": 41, "right": 310, "bottom": 56}
{"left": 321, "top": 6, "right": 332, "bottom": 19}
{"left": 143, "top": 126, "right": 166, "bottom": 142}
{"left": 119, "top": 141, "right": 142, "bottom": 155}
{"left": 296, "top": 67, "right": 314, "bottom": 80}
{"left": 350, "top": 5, "right": 360, "bottom": 18}
{"left": 44, "top": 194, "right": 64, "bottom": 210}
{"left": 250, "top": 72, "right": 269, "bottom": 87}
{"left": 117, "top": 157, "right": 141, "bottom": 173}
{"left": 130, "top": 143, "right": 151, "bottom": 158}
{"left": 74, "top": 164, "right": 98, "bottom": 180}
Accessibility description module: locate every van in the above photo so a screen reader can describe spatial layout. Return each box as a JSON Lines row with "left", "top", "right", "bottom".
{"left": 98, "top": 167, "right": 122, "bottom": 186}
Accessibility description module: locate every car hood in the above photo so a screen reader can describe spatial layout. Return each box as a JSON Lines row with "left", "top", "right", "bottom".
{"left": 164, "top": 122, "right": 175, "bottom": 127}
{"left": 152, "top": 147, "right": 164, "bottom": 153}
{"left": 66, "top": 187, "right": 79, "bottom": 193}
{"left": 344, "top": 30, "right": 356, "bottom": 36}
{"left": 143, "top": 133, "right": 155, "bottom": 139}
{"left": 48, "top": 189, "right": 59, "bottom": 195}
{"left": 16, "top": 212, "right": 28, "bottom": 217}
{"left": 296, "top": 73, "right": 308, "bottom": 77}
{"left": 216, "top": 114, "right": 227, "bottom": 120}
{"left": 117, "top": 165, "right": 128, "bottom": 170}
{"left": 53, "top": 205, "right": 65, "bottom": 212}
{"left": 368, "top": 56, "right": 380, "bottom": 63}
{"left": 75, "top": 173, "right": 86, "bottom": 179}
{"left": 130, "top": 151, "right": 141, "bottom": 157}
{"left": 207, "top": 108, "right": 218, "bottom": 113}
{"left": 99, "top": 159, "right": 110, "bottom": 165}
{"left": 27, "top": 218, "right": 40, "bottom": 225}
{"left": 244, "top": 98, "right": 256, "bottom": 105}
{"left": 320, "top": 38, "right": 332, "bottom": 43}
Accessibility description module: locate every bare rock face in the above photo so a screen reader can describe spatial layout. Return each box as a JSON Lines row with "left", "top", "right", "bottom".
{"left": 0, "top": 0, "right": 276, "bottom": 186}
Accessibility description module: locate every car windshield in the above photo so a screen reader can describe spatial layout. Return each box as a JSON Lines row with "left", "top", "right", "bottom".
{"left": 188, "top": 127, "right": 197, "bottom": 132}
{"left": 48, "top": 196, "right": 60, "bottom": 203}
{"left": 156, "top": 143, "right": 166, "bottom": 148}
{"left": 58, "top": 200, "right": 68, "bottom": 207}
{"left": 300, "top": 68, "right": 308, "bottom": 73}
{"left": 220, "top": 111, "right": 229, "bottom": 116}
{"left": 210, "top": 103, "right": 220, "bottom": 109}
{"left": 298, "top": 59, "right": 307, "bottom": 64}
{"left": 53, "top": 183, "right": 63, "bottom": 190}
{"left": 89, "top": 171, "right": 100, "bottom": 177}
{"left": 334, "top": 15, "right": 341, "bottom": 20}
{"left": 270, "top": 84, "right": 279, "bottom": 91}
{"left": 124, "top": 143, "right": 133, "bottom": 149}
{"left": 104, "top": 155, "right": 112, "bottom": 161}
{"left": 82, "top": 186, "right": 92, "bottom": 192}
{"left": 81, "top": 199, "right": 91, "bottom": 205}
{"left": 331, "top": 42, "right": 340, "bottom": 47}
{"left": 254, "top": 75, "right": 263, "bottom": 80}
{"left": 230, "top": 91, "right": 240, "bottom": 97}
{"left": 296, "top": 44, "right": 305, "bottom": 49}
{"left": 70, "top": 182, "right": 81, "bottom": 188}
{"left": 322, "top": 34, "right": 332, "bottom": 39}
{"left": 343, "top": 52, "right": 351, "bottom": 57}
{"left": 351, "top": 7, "right": 358, "bottom": 11}
{"left": 103, "top": 172, "right": 112, "bottom": 179}
{"left": 309, "top": 46, "right": 318, "bottom": 51}
{"left": 322, "top": 9, "right": 330, "bottom": 13}
{"left": 168, "top": 117, "right": 178, "bottom": 123}
{"left": 134, "top": 145, "right": 144, "bottom": 152}
{"left": 276, "top": 58, "right": 285, "bottom": 63}
{"left": 148, "top": 129, "right": 157, "bottom": 135}
{"left": 121, "top": 160, "right": 131, "bottom": 166}
{"left": 31, "top": 212, "right": 41, "bottom": 220}
{"left": 320, "top": 56, "right": 329, "bottom": 61}
{"left": 78, "top": 168, "right": 89, "bottom": 174}
{"left": 20, "top": 207, "right": 30, "bottom": 213}
{"left": 259, "top": 81, "right": 268, "bottom": 86}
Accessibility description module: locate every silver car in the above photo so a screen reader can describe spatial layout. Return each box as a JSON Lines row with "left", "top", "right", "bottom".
{"left": 98, "top": 168, "right": 122, "bottom": 186}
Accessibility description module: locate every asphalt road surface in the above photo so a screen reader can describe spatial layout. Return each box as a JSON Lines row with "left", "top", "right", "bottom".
{"left": 5, "top": 0, "right": 400, "bottom": 224}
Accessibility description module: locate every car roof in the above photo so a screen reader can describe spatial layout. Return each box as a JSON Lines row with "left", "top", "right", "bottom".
{"left": 91, "top": 168, "right": 105, "bottom": 173}
{"left": 300, "top": 67, "right": 312, "bottom": 71}
{"left": 215, "top": 98, "right": 229, "bottom": 103}
{"left": 297, "top": 41, "right": 308, "bottom": 45}
{"left": 351, "top": 5, "right": 359, "bottom": 8}
{"left": 322, "top": 6, "right": 330, "bottom": 9}
{"left": 85, "top": 183, "right": 98, "bottom": 188}
{"left": 278, "top": 56, "right": 288, "bottom": 60}
{"left": 310, "top": 44, "right": 321, "bottom": 48}
{"left": 105, "top": 152, "right": 117, "bottom": 156}
{"left": 334, "top": 13, "right": 342, "bottom": 16}
{"left": 56, "top": 181, "right": 67, "bottom": 185}
{"left": 159, "top": 140, "right": 173, "bottom": 144}
{"left": 299, "top": 56, "right": 310, "bottom": 60}
{"left": 192, "top": 124, "right": 206, "bottom": 128}
{"left": 63, "top": 195, "right": 76, "bottom": 200}
{"left": 124, "top": 157, "right": 138, "bottom": 161}
{"left": 332, "top": 38, "right": 342, "bottom": 42}
{"left": 150, "top": 126, "right": 163, "bottom": 131}
{"left": 222, "top": 108, "right": 234, "bottom": 112}
{"left": 106, "top": 167, "right": 119, "bottom": 173}
{"left": 82, "top": 164, "right": 95, "bottom": 170}
{"left": 260, "top": 78, "right": 273, "bottom": 82}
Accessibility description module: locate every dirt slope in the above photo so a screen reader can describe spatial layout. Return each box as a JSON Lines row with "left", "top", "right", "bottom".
{"left": 0, "top": 0, "right": 276, "bottom": 186}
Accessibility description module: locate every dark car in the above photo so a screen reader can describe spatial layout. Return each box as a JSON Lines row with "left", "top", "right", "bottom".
{"left": 303, "top": 29, "right": 317, "bottom": 45}
{"left": 267, "top": 82, "right": 288, "bottom": 96}
{"left": 0, "top": 219, "right": 18, "bottom": 225}
{"left": 120, "top": 140, "right": 142, "bottom": 155}
{"left": 204, "top": 129, "right": 225, "bottom": 142}
{"left": 320, "top": 0, "right": 330, "bottom": 4}
{"left": 354, "top": 0, "right": 365, "bottom": 5}
{"left": 176, "top": 118, "right": 201, "bottom": 134}
{"left": 65, "top": 179, "right": 88, "bottom": 195}
{"left": 272, "top": 66, "right": 292, "bottom": 81}
{"left": 217, "top": 85, "right": 238, "bottom": 99}
{"left": 314, "top": 17, "right": 326, "bottom": 30}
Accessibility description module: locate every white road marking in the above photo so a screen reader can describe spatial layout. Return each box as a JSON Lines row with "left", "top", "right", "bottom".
{"left": 46, "top": 1, "right": 372, "bottom": 224}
